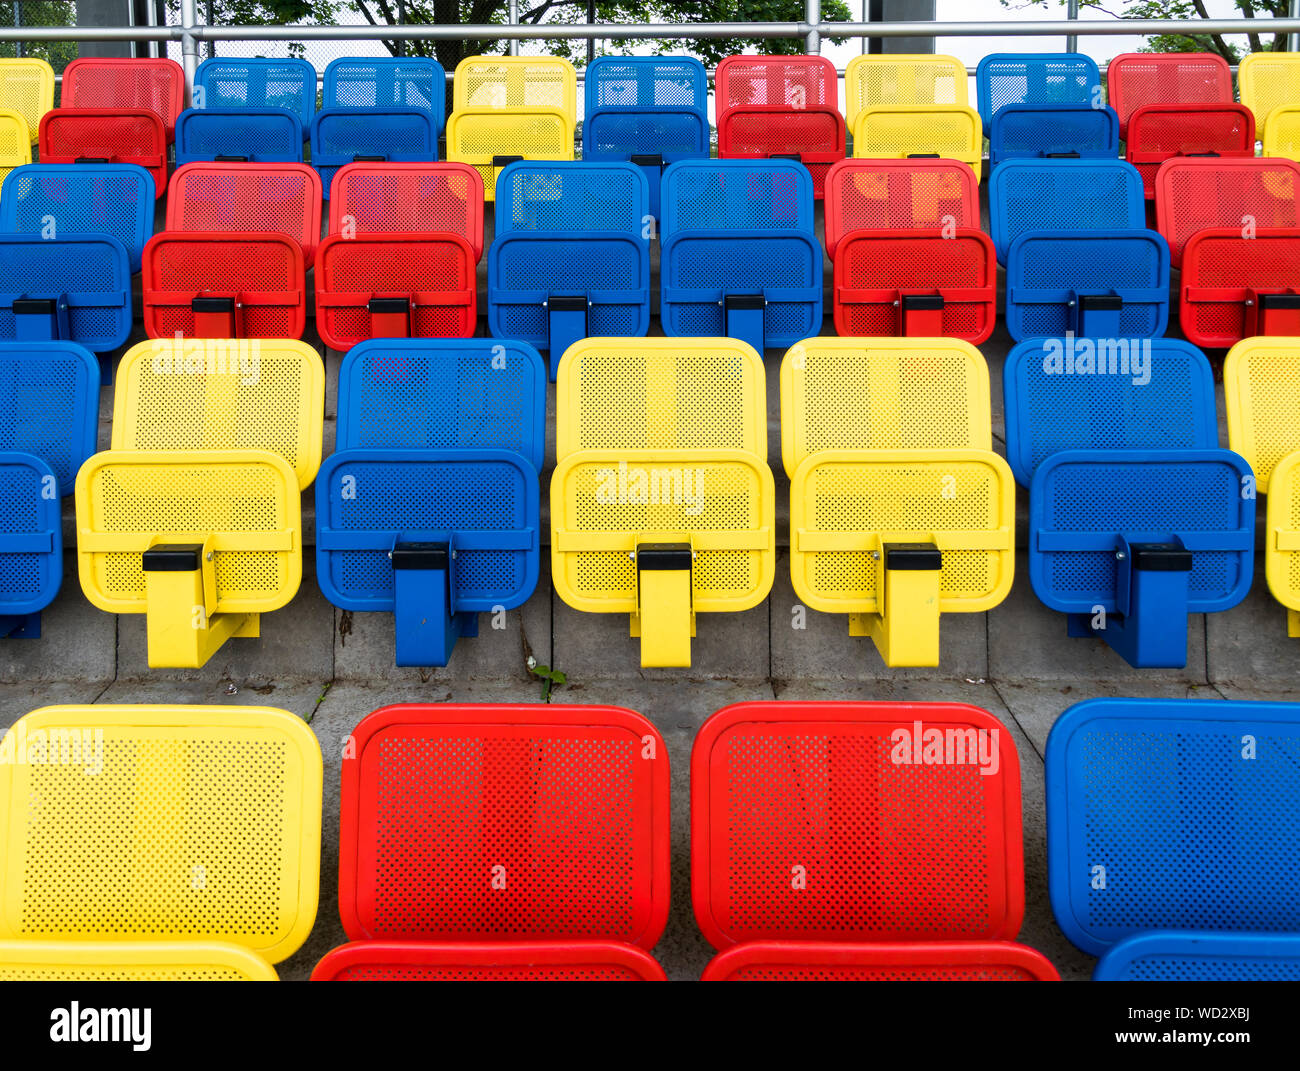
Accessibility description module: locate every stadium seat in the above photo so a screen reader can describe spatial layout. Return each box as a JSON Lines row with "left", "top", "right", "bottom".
{"left": 1105, "top": 52, "right": 1234, "bottom": 138}
{"left": 0, "top": 163, "right": 154, "bottom": 273}
{"left": 843, "top": 53, "right": 967, "bottom": 132}
{"left": 318, "top": 338, "right": 544, "bottom": 667}
{"left": 312, "top": 941, "right": 667, "bottom": 981}
{"left": 141, "top": 231, "right": 306, "bottom": 340}
{"left": 781, "top": 338, "right": 1014, "bottom": 667}
{"left": 454, "top": 55, "right": 577, "bottom": 118}
{"left": 701, "top": 942, "right": 1061, "bottom": 981}
{"left": 193, "top": 56, "right": 317, "bottom": 129}
{"left": 976, "top": 52, "right": 1102, "bottom": 127}
{"left": 0, "top": 340, "right": 98, "bottom": 639}
{"left": 488, "top": 161, "right": 650, "bottom": 377}
{"left": 1263, "top": 103, "right": 1300, "bottom": 163}
{"left": 1155, "top": 156, "right": 1300, "bottom": 267}
{"left": 987, "top": 103, "right": 1119, "bottom": 167}
{"left": 1047, "top": 697, "right": 1300, "bottom": 969}
{"left": 1094, "top": 933, "right": 1300, "bottom": 982}
{"left": 322, "top": 55, "right": 446, "bottom": 134}
{"left": 60, "top": 56, "right": 186, "bottom": 139}
{"left": 0, "top": 110, "right": 30, "bottom": 187}
{"left": 444, "top": 105, "right": 574, "bottom": 202}
{"left": 327, "top": 160, "right": 484, "bottom": 259}
{"left": 166, "top": 161, "right": 323, "bottom": 268}
{"left": 551, "top": 337, "right": 775, "bottom": 668}
{"left": 715, "top": 54, "right": 838, "bottom": 110}
{"left": 75, "top": 338, "right": 324, "bottom": 668}
{"left": 990, "top": 158, "right": 1145, "bottom": 263}
{"left": 851, "top": 104, "right": 984, "bottom": 181}
{"left": 324, "top": 703, "right": 668, "bottom": 977}
{"left": 309, "top": 106, "right": 437, "bottom": 196}
{"left": 36, "top": 109, "right": 167, "bottom": 196}
{"left": 0, "top": 58, "right": 52, "bottom": 144}
{"left": 691, "top": 700, "right": 1051, "bottom": 979}
{"left": 582, "top": 56, "right": 709, "bottom": 221}
{"left": 1180, "top": 229, "right": 1300, "bottom": 347}
{"left": 0, "top": 703, "right": 321, "bottom": 975}
{"left": 1239, "top": 51, "right": 1300, "bottom": 142}
{"left": 1125, "top": 103, "right": 1255, "bottom": 199}
{"left": 659, "top": 159, "right": 821, "bottom": 352}
{"left": 175, "top": 106, "right": 305, "bottom": 165}
{"left": 1004, "top": 229, "right": 1170, "bottom": 341}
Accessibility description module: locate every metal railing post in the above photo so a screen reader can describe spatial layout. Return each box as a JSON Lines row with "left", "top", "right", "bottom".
{"left": 806, "top": 0, "right": 821, "bottom": 53}
{"left": 180, "top": 0, "right": 199, "bottom": 100}
{"left": 1067, "top": 0, "right": 1078, "bottom": 51}
{"left": 509, "top": 0, "right": 519, "bottom": 56}
{"left": 1291, "top": 0, "right": 1299, "bottom": 52}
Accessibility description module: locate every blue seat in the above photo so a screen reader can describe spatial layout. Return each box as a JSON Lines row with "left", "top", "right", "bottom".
{"left": 583, "top": 56, "right": 709, "bottom": 221}
{"left": 1095, "top": 932, "right": 1300, "bottom": 981}
{"left": 175, "top": 107, "right": 304, "bottom": 165}
{"left": 0, "top": 341, "right": 100, "bottom": 638}
{"left": 1047, "top": 697, "right": 1300, "bottom": 957}
{"left": 0, "top": 163, "right": 154, "bottom": 274}
{"left": 988, "top": 103, "right": 1119, "bottom": 167}
{"left": 659, "top": 159, "right": 821, "bottom": 353}
{"left": 318, "top": 338, "right": 545, "bottom": 667}
{"left": 989, "top": 158, "right": 1145, "bottom": 263}
{"left": 1004, "top": 338, "right": 1218, "bottom": 487}
{"left": 976, "top": 52, "right": 1102, "bottom": 127}
{"left": 194, "top": 56, "right": 317, "bottom": 130}
{"left": 1029, "top": 450, "right": 1253, "bottom": 667}
{"left": 487, "top": 161, "right": 650, "bottom": 379}
{"left": 323, "top": 55, "right": 446, "bottom": 134}
{"left": 1004, "top": 229, "right": 1170, "bottom": 342}
{"left": 309, "top": 107, "right": 437, "bottom": 197}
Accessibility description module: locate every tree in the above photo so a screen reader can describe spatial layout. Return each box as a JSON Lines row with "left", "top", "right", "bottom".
{"left": 1, "top": 1, "right": 80, "bottom": 70}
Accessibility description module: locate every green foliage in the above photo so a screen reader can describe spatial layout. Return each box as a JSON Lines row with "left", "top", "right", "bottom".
{"left": 0, "top": 1, "right": 79, "bottom": 71}
{"left": 526, "top": 656, "right": 567, "bottom": 700}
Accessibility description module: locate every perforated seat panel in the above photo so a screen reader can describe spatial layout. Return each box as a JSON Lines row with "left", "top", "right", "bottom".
{"left": 0, "top": 111, "right": 30, "bottom": 187}
{"left": 0, "top": 453, "right": 61, "bottom": 615}
{"left": 844, "top": 54, "right": 968, "bottom": 130}
{"left": 1094, "top": 932, "right": 1300, "bottom": 982}
{"left": 61, "top": 57, "right": 185, "bottom": 137}
{"left": 660, "top": 158, "right": 815, "bottom": 235}
{"left": 691, "top": 701, "right": 1024, "bottom": 948}
{"left": 495, "top": 161, "right": 648, "bottom": 234}
{"left": 988, "top": 104, "right": 1118, "bottom": 166}
{"left": 337, "top": 704, "right": 670, "bottom": 946}
{"left": 702, "top": 941, "right": 1060, "bottom": 981}
{"left": 310, "top": 107, "right": 437, "bottom": 196}
{"left": 1239, "top": 52, "right": 1300, "bottom": 133}
{"left": 312, "top": 941, "right": 666, "bottom": 981}
{"left": 1223, "top": 336, "right": 1300, "bottom": 493}
{"left": 0, "top": 340, "right": 100, "bottom": 493}
{"left": 175, "top": 107, "right": 304, "bottom": 166}
{"left": 327, "top": 162, "right": 483, "bottom": 259}
{"left": 716, "top": 106, "right": 846, "bottom": 199}
{"left": 195, "top": 56, "right": 317, "bottom": 128}
{"left": 444, "top": 107, "right": 575, "bottom": 202}
{"left": 37, "top": 109, "right": 167, "bottom": 194}
{"left": 976, "top": 53, "right": 1101, "bottom": 126}
{"left": 454, "top": 56, "right": 577, "bottom": 118}
{"left": 715, "top": 55, "right": 838, "bottom": 110}
{"left": 0, "top": 941, "right": 278, "bottom": 981}
{"left": 1126, "top": 104, "right": 1254, "bottom": 198}
{"left": 1266, "top": 452, "right": 1300, "bottom": 613}
{"left": 323, "top": 56, "right": 446, "bottom": 131}
{"left": 851, "top": 105, "right": 983, "bottom": 180}
{"left": 1106, "top": 52, "right": 1234, "bottom": 136}
{"left": 1179, "top": 229, "right": 1300, "bottom": 348}
{"left": 1046, "top": 697, "right": 1300, "bottom": 955}
{"left": 1263, "top": 105, "right": 1300, "bottom": 163}
{"left": 0, "top": 59, "right": 53, "bottom": 143}
{"left": 586, "top": 56, "right": 708, "bottom": 113}
{"left": 0, "top": 704, "right": 322, "bottom": 962}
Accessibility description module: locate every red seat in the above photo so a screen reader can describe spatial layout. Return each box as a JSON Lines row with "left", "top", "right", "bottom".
{"left": 60, "top": 56, "right": 185, "bottom": 139}
{"left": 717, "top": 105, "right": 846, "bottom": 200}
{"left": 1106, "top": 52, "right": 1234, "bottom": 138}
{"left": 1126, "top": 103, "right": 1254, "bottom": 199}
{"left": 1180, "top": 227, "right": 1300, "bottom": 347}
{"left": 38, "top": 108, "right": 167, "bottom": 197}
{"left": 715, "top": 55, "right": 839, "bottom": 111}
{"left": 312, "top": 941, "right": 666, "bottom": 981}
{"left": 701, "top": 941, "right": 1060, "bottom": 981}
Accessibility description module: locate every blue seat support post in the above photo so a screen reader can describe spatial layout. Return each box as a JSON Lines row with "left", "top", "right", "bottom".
{"left": 391, "top": 537, "right": 479, "bottom": 667}
{"left": 724, "top": 294, "right": 766, "bottom": 353}
{"left": 1072, "top": 293, "right": 1123, "bottom": 337}
{"left": 547, "top": 295, "right": 589, "bottom": 378}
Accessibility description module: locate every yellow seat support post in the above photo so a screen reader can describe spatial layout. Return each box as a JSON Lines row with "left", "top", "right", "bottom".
{"left": 142, "top": 537, "right": 259, "bottom": 669}
{"left": 850, "top": 542, "right": 943, "bottom": 666}
{"left": 633, "top": 542, "right": 695, "bottom": 668}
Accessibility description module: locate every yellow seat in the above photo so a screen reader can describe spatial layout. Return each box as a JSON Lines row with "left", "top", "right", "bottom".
{"left": 0, "top": 109, "right": 31, "bottom": 191}
{"left": 0, "top": 58, "right": 52, "bottom": 143}
{"left": 0, "top": 941, "right": 279, "bottom": 981}
{"left": 852, "top": 105, "right": 983, "bottom": 181}
{"left": 454, "top": 55, "right": 577, "bottom": 120}
{"left": 444, "top": 105, "right": 575, "bottom": 202}
{"left": 1264, "top": 451, "right": 1300, "bottom": 638}
{"left": 844, "top": 53, "right": 969, "bottom": 131}
{"left": 1262, "top": 103, "right": 1300, "bottom": 163}
{"left": 1239, "top": 53, "right": 1300, "bottom": 140}
{"left": 0, "top": 704, "right": 321, "bottom": 966}
{"left": 552, "top": 338, "right": 775, "bottom": 667}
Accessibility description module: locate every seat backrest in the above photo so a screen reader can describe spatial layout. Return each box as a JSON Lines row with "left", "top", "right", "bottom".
{"left": 555, "top": 337, "right": 766, "bottom": 460}
{"left": 1127, "top": 104, "right": 1255, "bottom": 197}
{"left": 194, "top": 56, "right": 317, "bottom": 127}
{"left": 714, "top": 54, "right": 838, "bottom": 110}
{"left": 823, "top": 158, "right": 979, "bottom": 258}
{"left": 715, "top": 106, "right": 845, "bottom": 196}
{"left": 1004, "top": 338, "right": 1216, "bottom": 487}
{"left": 976, "top": 52, "right": 1101, "bottom": 126}
{"left": 309, "top": 107, "right": 436, "bottom": 193}
{"left": 0, "top": 58, "right": 52, "bottom": 143}
{"left": 0, "top": 163, "right": 153, "bottom": 274}
{"left": 453, "top": 55, "right": 576, "bottom": 120}
{"left": 585, "top": 55, "right": 707, "bottom": 117}
{"left": 988, "top": 103, "right": 1118, "bottom": 165}
{"left": 1046, "top": 697, "right": 1300, "bottom": 955}
{"left": 702, "top": 941, "right": 1059, "bottom": 981}
{"left": 1262, "top": 104, "right": 1300, "bottom": 162}
{"left": 582, "top": 110, "right": 709, "bottom": 161}
{"left": 1028, "top": 450, "right": 1254, "bottom": 614}
{"left": 111, "top": 338, "right": 324, "bottom": 490}
{"left": 166, "top": 161, "right": 322, "bottom": 267}
{"left": 61, "top": 57, "right": 185, "bottom": 137}
{"left": 1106, "top": 52, "right": 1234, "bottom": 136}
{"left": 0, "top": 941, "right": 280, "bottom": 981}
{"left": 780, "top": 337, "right": 992, "bottom": 478}
{"left": 175, "top": 106, "right": 304, "bottom": 165}
{"left": 337, "top": 703, "right": 670, "bottom": 946}
{"left": 844, "top": 53, "right": 968, "bottom": 130}
{"left": 0, "top": 233, "right": 132, "bottom": 353}
{"left": 1239, "top": 52, "right": 1300, "bottom": 131}
{"left": 691, "top": 701, "right": 1024, "bottom": 948}
{"left": 337, "top": 338, "right": 545, "bottom": 471}
{"left": 312, "top": 941, "right": 665, "bottom": 981}
{"left": 659, "top": 158, "right": 815, "bottom": 237}
{"left": 1224, "top": 336, "right": 1300, "bottom": 493}
{"left": 327, "top": 161, "right": 484, "bottom": 258}
{"left": 850, "top": 104, "right": 983, "bottom": 177}
{"left": 495, "top": 160, "right": 649, "bottom": 235}
{"left": 0, "top": 704, "right": 321, "bottom": 963}
{"left": 322, "top": 55, "right": 446, "bottom": 132}
{"left": 0, "top": 110, "right": 30, "bottom": 184}
{"left": 443, "top": 106, "right": 575, "bottom": 202}
{"left": 34, "top": 109, "right": 167, "bottom": 197}
{"left": 1155, "top": 157, "right": 1300, "bottom": 266}
{"left": 990, "top": 158, "right": 1145, "bottom": 262}
{"left": 1180, "top": 228, "right": 1300, "bottom": 348}
{"left": 1094, "top": 932, "right": 1300, "bottom": 982}
{"left": 0, "top": 452, "right": 60, "bottom": 616}
{"left": 0, "top": 340, "right": 99, "bottom": 493}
